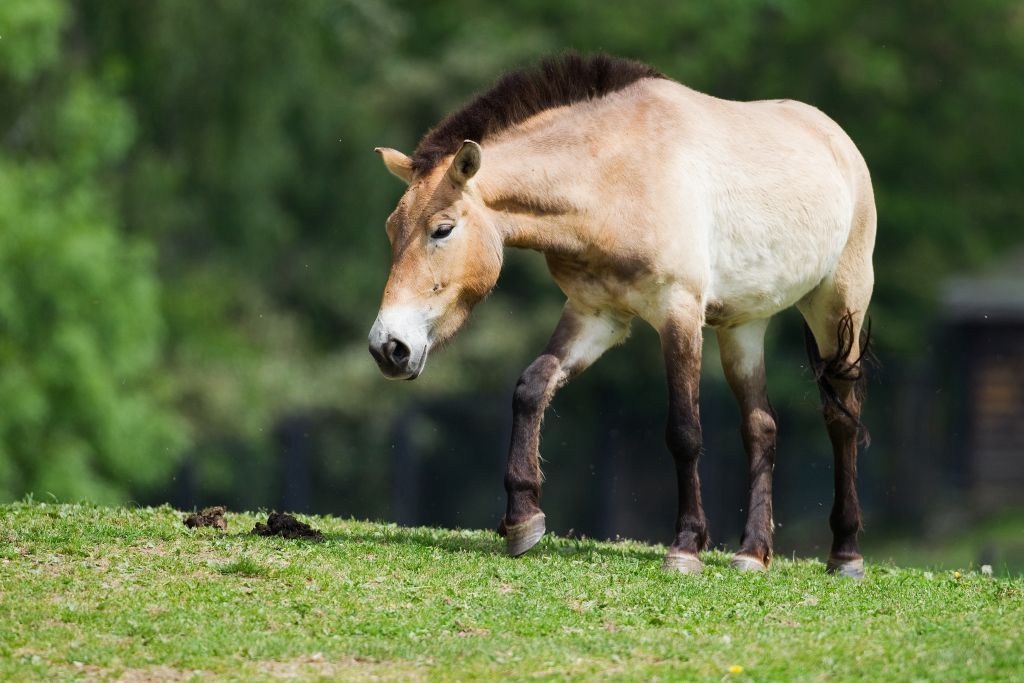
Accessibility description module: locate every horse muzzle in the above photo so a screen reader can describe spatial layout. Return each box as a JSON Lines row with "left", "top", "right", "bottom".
{"left": 368, "top": 309, "right": 429, "bottom": 380}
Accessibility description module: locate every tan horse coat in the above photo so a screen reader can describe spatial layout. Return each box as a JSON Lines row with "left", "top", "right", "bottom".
{"left": 370, "top": 55, "right": 875, "bottom": 577}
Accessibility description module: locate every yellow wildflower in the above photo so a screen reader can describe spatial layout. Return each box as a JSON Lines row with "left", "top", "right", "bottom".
{"left": 729, "top": 664, "right": 744, "bottom": 674}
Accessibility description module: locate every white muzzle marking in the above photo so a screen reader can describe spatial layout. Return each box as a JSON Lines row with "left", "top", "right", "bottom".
{"left": 368, "top": 305, "right": 432, "bottom": 379}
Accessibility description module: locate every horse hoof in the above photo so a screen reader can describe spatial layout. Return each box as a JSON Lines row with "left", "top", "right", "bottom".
{"left": 826, "top": 556, "right": 865, "bottom": 579}
{"left": 663, "top": 552, "right": 703, "bottom": 575}
{"left": 504, "top": 513, "right": 545, "bottom": 557}
{"left": 731, "top": 554, "right": 768, "bottom": 573}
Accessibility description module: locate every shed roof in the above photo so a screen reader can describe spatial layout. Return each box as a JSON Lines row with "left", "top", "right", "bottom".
{"left": 943, "top": 251, "right": 1024, "bottom": 322}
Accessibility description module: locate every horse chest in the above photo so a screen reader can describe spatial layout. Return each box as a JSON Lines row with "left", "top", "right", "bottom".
{"left": 545, "top": 251, "right": 665, "bottom": 320}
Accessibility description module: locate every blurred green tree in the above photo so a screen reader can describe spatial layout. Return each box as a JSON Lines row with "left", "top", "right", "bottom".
{"left": 0, "top": 0, "right": 184, "bottom": 502}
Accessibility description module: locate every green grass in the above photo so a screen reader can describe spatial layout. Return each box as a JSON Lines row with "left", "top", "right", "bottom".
{"left": 216, "top": 555, "right": 272, "bottom": 578}
{"left": 1, "top": 502, "right": 1022, "bottom": 681}
{"left": 864, "top": 512, "right": 1024, "bottom": 575}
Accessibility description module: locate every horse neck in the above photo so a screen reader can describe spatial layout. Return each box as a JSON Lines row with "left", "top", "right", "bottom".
{"left": 474, "top": 138, "right": 597, "bottom": 256}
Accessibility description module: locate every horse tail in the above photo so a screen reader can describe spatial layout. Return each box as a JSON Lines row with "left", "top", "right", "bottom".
{"left": 803, "top": 312, "right": 875, "bottom": 447}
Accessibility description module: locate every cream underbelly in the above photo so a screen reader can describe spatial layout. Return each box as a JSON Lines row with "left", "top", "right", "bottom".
{"left": 699, "top": 163, "right": 855, "bottom": 327}
{"left": 703, "top": 218, "right": 849, "bottom": 327}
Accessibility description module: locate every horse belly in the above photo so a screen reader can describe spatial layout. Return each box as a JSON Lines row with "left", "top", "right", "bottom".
{"left": 704, "top": 172, "right": 853, "bottom": 326}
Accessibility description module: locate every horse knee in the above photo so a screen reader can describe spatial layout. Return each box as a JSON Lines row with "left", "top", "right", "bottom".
{"left": 504, "top": 467, "right": 539, "bottom": 494}
{"left": 823, "top": 389, "right": 862, "bottom": 433}
{"left": 513, "top": 356, "right": 560, "bottom": 414}
{"left": 746, "top": 407, "right": 777, "bottom": 449}
{"left": 830, "top": 503, "right": 862, "bottom": 539}
{"left": 666, "top": 416, "right": 702, "bottom": 462}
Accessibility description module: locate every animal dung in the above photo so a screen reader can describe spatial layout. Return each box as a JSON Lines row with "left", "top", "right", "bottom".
{"left": 183, "top": 506, "right": 228, "bottom": 531}
{"left": 251, "top": 511, "right": 323, "bottom": 541}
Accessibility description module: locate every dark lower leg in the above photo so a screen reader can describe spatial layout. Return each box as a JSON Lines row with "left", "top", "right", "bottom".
{"left": 499, "top": 309, "right": 624, "bottom": 544}
{"left": 736, "top": 405, "right": 777, "bottom": 564}
{"left": 668, "top": 420, "right": 707, "bottom": 554}
{"left": 717, "top": 322, "right": 776, "bottom": 568}
{"left": 825, "top": 381, "right": 863, "bottom": 562}
{"left": 502, "top": 354, "right": 560, "bottom": 528}
{"left": 663, "top": 319, "right": 707, "bottom": 555}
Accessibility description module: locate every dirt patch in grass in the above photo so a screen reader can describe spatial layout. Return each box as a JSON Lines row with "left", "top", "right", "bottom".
{"left": 58, "top": 658, "right": 422, "bottom": 683}
{"left": 182, "top": 506, "right": 227, "bottom": 531}
{"left": 61, "top": 662, "right": 201, "bottom": 682}
{"left": 253, "top": 655, "right": 426, "bottom": 681}
{"left": 252, "top": 512, "right": 323, "bottom": 540}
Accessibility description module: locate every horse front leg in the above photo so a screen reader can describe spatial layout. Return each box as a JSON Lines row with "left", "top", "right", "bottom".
{"left": 718, "top": 319, "right": 777, "bottom": 572}
{"left": 500, "top": 304, "right": 630, "bottom": 556}
{"left": 660, "top": 309, "right": 708, "bottom": 575}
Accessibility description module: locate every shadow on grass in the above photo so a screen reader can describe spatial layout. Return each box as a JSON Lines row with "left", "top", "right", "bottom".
{"left": 174, "top": 522, "right": 777, "bottom": 575}
{"left": 233, "top": 521, "right": 668, "bottom": 564}
{"left": 172, "top": 512, "right": 731, "bottom": 569}
{"left": 306, "top": 525, "right": 670, "bottom": 564}
{"left": 196, "top": 509, "right": 730, "bottom": 567}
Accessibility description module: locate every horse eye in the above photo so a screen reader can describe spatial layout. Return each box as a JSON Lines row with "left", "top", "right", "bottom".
{"left": 431, "top": 224, "right": 455, "bottom": 239}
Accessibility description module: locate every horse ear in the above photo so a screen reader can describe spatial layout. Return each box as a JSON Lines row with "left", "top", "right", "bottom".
{"left": 447, "top": 140, "right": 482, "bottom": 186}
{"left": 375, "top": 147, "right": 414, "bottom": 184}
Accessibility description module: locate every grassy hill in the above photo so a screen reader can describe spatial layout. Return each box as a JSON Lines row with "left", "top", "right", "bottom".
{"left": 1, "top": 502, "right": 1022, "bottom": 681}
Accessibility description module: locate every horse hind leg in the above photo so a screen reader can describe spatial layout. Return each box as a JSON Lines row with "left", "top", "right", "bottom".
{"left": 798, "top": 279, "right": 874, "bottom": 579}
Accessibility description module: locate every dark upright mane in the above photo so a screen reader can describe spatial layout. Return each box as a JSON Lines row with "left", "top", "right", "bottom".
{"left": 411, "top": 52, "right": 665, "bottom": 174}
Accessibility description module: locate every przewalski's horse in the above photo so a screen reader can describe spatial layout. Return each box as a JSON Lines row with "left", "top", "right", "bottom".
{"left": 369, "top": 54, "right": 875, "bottom": 578}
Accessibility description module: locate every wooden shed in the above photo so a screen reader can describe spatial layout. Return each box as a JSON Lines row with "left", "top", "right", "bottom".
{"left": 944, "top": 253, "right": 1024, "bottom": 513}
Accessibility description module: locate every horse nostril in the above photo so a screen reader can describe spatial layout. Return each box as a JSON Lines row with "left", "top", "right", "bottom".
{"left": 388, "top": 338, "right": 411, "bottom": 364}
{"left": 369, "top": 343, "right": 385, "bottom": 365}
